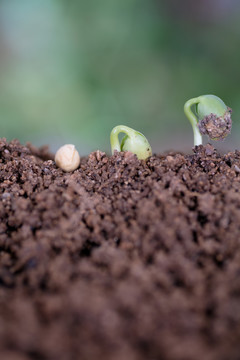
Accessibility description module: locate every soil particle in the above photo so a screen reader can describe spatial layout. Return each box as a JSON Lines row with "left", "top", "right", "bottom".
{"left": 0, "top": 138, "right": 240, "bottom": 360}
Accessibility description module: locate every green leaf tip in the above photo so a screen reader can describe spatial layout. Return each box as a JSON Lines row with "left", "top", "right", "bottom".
{"left": 184, "top": 94, "right": 232, "bottom": 146}
{"left": 110, "top": 125, "right": 152, "bottom": 160}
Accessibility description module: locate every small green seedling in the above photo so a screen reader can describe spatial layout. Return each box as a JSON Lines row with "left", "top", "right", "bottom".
{"left": 184, "top": 95, "right": 232, "bottom": 146}
{"left": 110, "top": 125, "right": 152, "bottom": 160}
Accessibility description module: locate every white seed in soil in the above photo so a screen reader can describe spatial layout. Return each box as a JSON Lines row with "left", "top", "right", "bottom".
{"left": 55, "top": 144, "right": 80, "bottom": 172}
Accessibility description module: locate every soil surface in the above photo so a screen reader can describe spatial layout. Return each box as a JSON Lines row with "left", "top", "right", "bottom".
{"left": 0, "top": 138, "right": 240, "bottom": 360}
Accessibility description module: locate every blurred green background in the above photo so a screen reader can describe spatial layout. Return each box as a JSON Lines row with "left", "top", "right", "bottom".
{"left": 0, "top": 0, "right": 240, "bottom": 154}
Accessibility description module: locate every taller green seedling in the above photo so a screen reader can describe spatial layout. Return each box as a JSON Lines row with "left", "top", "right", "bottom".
{"left": 110, "top": 125, "right": 152, "bottom": 160}
{"left": 184, "top": 95, "right": 232, "bottom": 146}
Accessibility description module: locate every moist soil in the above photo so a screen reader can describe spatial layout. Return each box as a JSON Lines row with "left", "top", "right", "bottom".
{"left": 0, "top": 138, "right": 240, "bottom": 360}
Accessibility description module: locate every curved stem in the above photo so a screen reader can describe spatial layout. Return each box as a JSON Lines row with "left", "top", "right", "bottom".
{"left": 110, "top": 125, "right": 135, "bottom": 154}
{"left": 184, "top": 97, "right": 202, "bottom": 146}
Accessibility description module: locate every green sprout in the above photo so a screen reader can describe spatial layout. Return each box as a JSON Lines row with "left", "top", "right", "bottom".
{"left": 110, "top": 125, "right": 152, "bottom": 160}
{"left": 184, "top": 95, "right": 232, "bottom": 146}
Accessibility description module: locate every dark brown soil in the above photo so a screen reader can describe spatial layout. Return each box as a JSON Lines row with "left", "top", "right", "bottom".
{"left": 0, "top": 138, "right": 240, "bottom": 360}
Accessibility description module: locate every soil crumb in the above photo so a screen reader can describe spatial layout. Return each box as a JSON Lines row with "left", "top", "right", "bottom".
{"left": 198, "top": 109, "right": 232, "bottom": 140}
{"left": 0, "top": 138, "right": 240, "bottom": 360}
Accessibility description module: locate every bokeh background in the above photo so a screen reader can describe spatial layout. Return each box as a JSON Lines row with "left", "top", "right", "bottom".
{"left": 0, "top": 0, "right": 240, "bottom": 154}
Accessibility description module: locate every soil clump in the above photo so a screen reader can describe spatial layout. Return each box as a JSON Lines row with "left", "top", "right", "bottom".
{"left": 198, "top": 109, "right": 232, "bottom": 140}
{"left": 0, "top": 138, "right": 240, "bottom": 360}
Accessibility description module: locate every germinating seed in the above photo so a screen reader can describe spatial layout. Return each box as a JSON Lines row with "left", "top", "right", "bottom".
{"left": 110, "top": 125, "right": 152, "bottom": 160}
{"left": 184, "top": 94, "right": 232, "bottom": 146}
{"left": 55, "top": 144, "right": 80, "bottom": 172}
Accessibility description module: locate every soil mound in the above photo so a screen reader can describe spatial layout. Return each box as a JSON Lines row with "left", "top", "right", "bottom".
{"left": 0, "top": 138, "right": 240, "bottom": 360}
